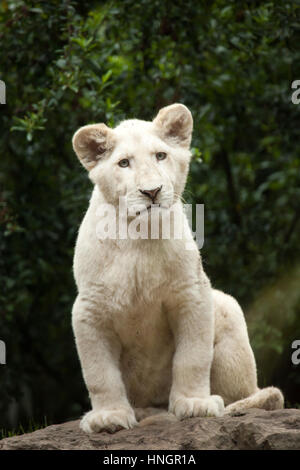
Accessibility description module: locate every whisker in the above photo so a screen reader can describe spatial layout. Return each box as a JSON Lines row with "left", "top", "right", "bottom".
{"left": 173, "top": 192, "right": 189, "bottom": 205}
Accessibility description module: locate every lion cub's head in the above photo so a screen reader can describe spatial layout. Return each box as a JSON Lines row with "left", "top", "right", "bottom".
{"left": 72, "top": 104, "right": 193, "bottom": 216}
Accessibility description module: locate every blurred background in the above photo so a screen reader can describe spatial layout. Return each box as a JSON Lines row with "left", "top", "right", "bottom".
{"left": 0, "top": 0, "right": 300, "bottom": 435}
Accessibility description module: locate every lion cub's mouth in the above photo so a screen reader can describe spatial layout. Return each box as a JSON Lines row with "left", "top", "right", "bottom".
{"left": 136, "top": 204, "right": 160, "bottom": 216}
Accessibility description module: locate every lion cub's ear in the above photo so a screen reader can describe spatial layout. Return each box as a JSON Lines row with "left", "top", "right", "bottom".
{"left": 153, "top": 103, "right": 193, "bottom": 148}
{"left": 72, "top": 123, "right": 115, "bottom": 171}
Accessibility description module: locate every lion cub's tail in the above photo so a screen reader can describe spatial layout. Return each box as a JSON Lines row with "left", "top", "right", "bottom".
{"left": 224, "top": 386, "right": 284, "bottom": 414}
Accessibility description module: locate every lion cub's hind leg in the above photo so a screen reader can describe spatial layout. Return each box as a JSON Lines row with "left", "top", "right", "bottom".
{"left": 210, "top": 290, "right": 284, "bottom": 414}
{"left": 224, "top": 386, "right": 284, "bottom": 414}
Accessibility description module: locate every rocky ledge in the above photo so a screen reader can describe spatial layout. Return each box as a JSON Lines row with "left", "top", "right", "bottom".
{"left": 0, "top": 408, "right": 300, "bottom": 450}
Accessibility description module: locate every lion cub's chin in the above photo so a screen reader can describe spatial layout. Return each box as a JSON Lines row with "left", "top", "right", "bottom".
{"left": 127, "top": 205, "right": 184, "bottom": 241}
{"left": 128, "top": 204, "right": 170, "bottom": 218}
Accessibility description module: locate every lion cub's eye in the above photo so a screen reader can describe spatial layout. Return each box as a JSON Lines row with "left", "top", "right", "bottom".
{"left": 118, "top": 159, "right": 130, "bottom": 168}
{"left": 156, "top": 152, "right": 167, "bottom": 161}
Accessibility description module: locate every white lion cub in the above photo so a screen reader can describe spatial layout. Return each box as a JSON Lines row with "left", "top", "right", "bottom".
{"left": 72, "top": 103, "right": 283, "bottom": 433}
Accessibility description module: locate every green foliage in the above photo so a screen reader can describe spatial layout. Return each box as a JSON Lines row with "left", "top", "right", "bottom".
{"left": 0, "top": 416, "right": 48, "bottom": 439}
{"left": 0, "top": 0, "right": 300, "bottom": 431}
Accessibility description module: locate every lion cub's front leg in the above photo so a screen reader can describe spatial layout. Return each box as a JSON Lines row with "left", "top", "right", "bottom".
{"left": 72, "top": 296, "right": 137, "bottom": 433}
{"left": 167, "top": 280, "right": 224, "bottom": 419}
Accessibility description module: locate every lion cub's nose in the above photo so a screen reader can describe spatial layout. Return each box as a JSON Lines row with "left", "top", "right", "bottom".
{"left": 139, "top": 186, "right": 162, "bottom": 202}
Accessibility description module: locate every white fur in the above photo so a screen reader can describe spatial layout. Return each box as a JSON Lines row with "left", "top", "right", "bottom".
{"left": 71, "top": 104, "right": 284, "bottom": 433}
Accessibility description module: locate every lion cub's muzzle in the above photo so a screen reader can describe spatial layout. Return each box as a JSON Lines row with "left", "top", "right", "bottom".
{"left": 139, "top": 185, "right": 162, "bottom": 204}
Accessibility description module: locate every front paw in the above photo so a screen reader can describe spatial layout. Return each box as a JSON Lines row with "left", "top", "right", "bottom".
{"left": 80, "top": 406, "right": 137, "bottom": 433}
{"left": 169, "top": 395, "right": 224, "bottom": 419}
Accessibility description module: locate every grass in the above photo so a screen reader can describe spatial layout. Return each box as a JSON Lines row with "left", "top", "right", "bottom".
{"left": 0, "top": 416, "right": 49, "bottom": 440}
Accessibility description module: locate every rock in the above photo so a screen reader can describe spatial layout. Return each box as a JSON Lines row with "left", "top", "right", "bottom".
{"left": 0, "top": 408, "right": 300, "bottom": 450}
